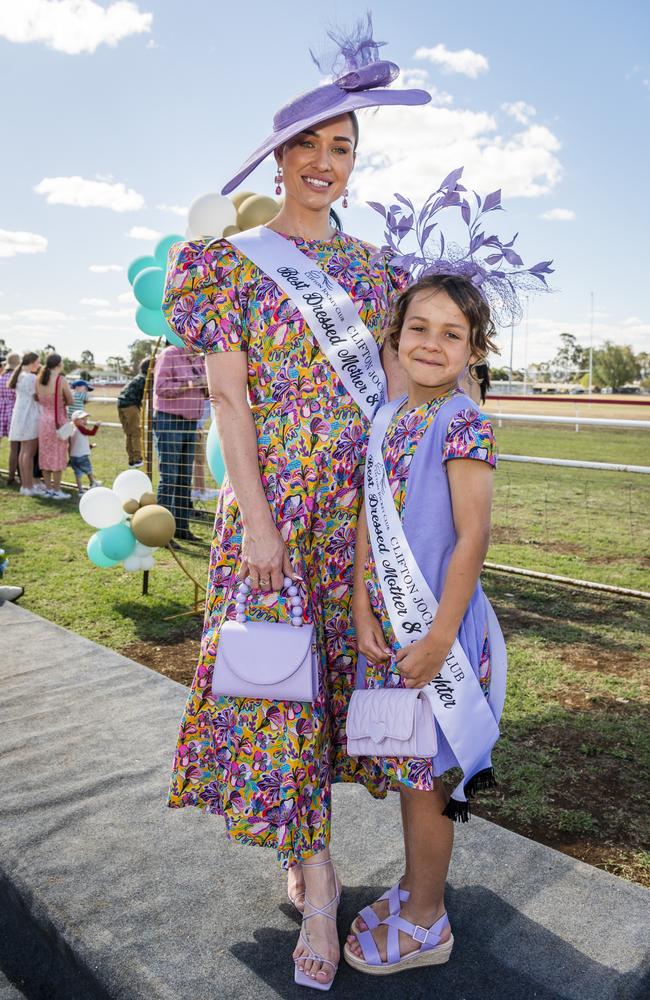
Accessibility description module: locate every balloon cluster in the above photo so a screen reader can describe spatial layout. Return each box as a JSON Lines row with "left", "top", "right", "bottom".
{"left": 128, "top": 235, "right": 185, "bottom": 347}
{"left": 80, "top": 469, "right": 176, "bottom": 571}
{"left": 185, "top": 189, "right": 281, "bottom": 241}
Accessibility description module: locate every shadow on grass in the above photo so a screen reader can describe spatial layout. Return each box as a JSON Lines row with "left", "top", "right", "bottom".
{"left": 113, "top": 599, "right": 201, "bottom": 643}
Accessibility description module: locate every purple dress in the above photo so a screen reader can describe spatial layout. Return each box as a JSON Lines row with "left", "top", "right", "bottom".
{"left": 360, "top": 388, "right": 498, "bottom": 791}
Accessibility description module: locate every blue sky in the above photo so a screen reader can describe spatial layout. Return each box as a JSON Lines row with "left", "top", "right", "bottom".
{"left": 1, "top": 0, "right": 648, "bottom": 368}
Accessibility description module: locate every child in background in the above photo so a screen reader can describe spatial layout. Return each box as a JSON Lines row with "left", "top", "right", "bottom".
{"left": 117, "top": 358, "right": 149, "bottom": 467}
{"left": 69, "top": 410, "right": 102, "bottom": 493}
{"left": 67, "top": 378, "right": 94, "bottom": 419}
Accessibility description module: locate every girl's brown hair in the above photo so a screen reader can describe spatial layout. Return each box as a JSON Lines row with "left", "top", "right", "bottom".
{"left": 38, "top": 352, "right": 62, "bottom": 386}
{"left": 8, "top": 351, "right": 39, "bottom": 391}
{"left": 386, "top": 273, "right": 499, "bottom": 363}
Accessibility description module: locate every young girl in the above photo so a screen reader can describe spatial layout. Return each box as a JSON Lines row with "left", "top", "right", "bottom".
{"left": 69, "top": 410, "right": 102, "bottom": 493}
{"left": 344, "top": 273, "right": 505, "bottom": 976}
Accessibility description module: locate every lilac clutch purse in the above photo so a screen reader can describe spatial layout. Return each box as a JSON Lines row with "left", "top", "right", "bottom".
{"left": 347, "top": 688, "right": 438, "bottom": 758}
{"left": 211, "top": 577, "right": 318, "bottom": 703}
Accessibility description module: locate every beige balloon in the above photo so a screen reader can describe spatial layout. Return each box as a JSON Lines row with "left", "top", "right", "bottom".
{"left": 237, "top": 195, "right": 280, "bottom": 231}
{"left": 230, "top": 190, "right": 256, "bottom": 210}
{"left": 139, "top": 492, "right": 157, "bottom": 506}
{"left": 222, "top": 224, "right": 241, "bottom": 238}
{"left": 122, "top": 499, "right": 140, "bottom": 515}
{"left": 131, "top": 505, "right": 176, "bottom": 547}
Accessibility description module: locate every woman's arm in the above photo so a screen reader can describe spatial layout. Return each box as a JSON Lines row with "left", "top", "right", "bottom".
{"left": 61, "top": 378, "right": 73, "bottom": 406}
{"left": 352, "top": 501, "right": 391, "bottom": 663}
{"left": 397, "top": 459, "right": 493, "bottom": 688}
{"left": 205, "top": 351, "right": 296, "bottom": 592}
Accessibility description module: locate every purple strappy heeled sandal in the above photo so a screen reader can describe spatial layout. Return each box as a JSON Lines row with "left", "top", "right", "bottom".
{"left": 344, "top": 909, "right": 453, "bottom": 976}
{"left": 294, "top": 858, "right": 340, "bottom": 991}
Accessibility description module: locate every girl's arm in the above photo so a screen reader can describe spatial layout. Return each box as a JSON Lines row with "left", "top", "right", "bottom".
{"left": 205, "top": 351, "right": 295, "bottom": 592}
{"left": 397, "top": 459, "right": 493, "bottom": 688}
{"left": 352, "top": 501, "right": 391, "bottom": 663}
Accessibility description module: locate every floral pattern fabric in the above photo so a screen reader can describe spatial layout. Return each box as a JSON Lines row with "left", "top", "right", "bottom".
{"left": 362, "top": 389, "right": 497, "bottom": 792}
{"left": 163, "top": 231, "right": 407, "bottom": 868}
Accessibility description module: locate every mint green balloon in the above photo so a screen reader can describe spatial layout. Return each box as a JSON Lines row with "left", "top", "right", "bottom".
{"left": 99, "top": 523, "right": 136, "bottom": 561}
{"left": 136, "top": 305, "right": 170, "bottom": 338}
{"left": 127, "top": 254, "right": 157, "bottom": 286}
{"left": 87, "top": 532, "right": 119, "bottom": 568}
{"left": 154, "top": 234, "right": 184, "bottom": 270}
{"left": 133, "top": 266, "right": 165, "bottom": 311}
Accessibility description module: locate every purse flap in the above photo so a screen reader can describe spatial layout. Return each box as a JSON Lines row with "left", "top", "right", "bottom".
{"left": 218, "top": 620, "right": 314, "bottom": 685}
{"left": 347, "top": 688, "right": 422, "bottom": 743}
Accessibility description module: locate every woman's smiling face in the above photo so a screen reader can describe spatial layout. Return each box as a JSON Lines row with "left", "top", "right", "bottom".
{"left": 398, "top": 288, "right": 475, "bottom": 391}
{"left": 275, "top": 114, "right": 356, "bottom": 210}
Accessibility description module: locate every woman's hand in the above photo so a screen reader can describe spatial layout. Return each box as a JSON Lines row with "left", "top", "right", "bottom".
{"left": 353, "top": 600, "right": 391, "bottom": 664}
{"left": 395, "top": 630, "right": 453, "bottom": 689}
{"left": 239, "top": 521, "right": 297, "bottom": 593}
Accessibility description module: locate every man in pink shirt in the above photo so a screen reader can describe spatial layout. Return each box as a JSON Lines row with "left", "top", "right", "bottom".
{"left": 153, "top": 345, "right": 207, "bottom": 541}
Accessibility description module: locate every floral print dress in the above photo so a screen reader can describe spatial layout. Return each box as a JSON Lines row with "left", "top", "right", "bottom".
{"left": 361, "top": 389, "right": 497, "bottom": 792}
{"left": 163, "top": 231, "right": 407, "bottom": 868}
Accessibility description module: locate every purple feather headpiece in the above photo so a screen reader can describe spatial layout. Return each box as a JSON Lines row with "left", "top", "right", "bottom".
{"left": 369, "top": 166, "right": 554, "bottom": 326}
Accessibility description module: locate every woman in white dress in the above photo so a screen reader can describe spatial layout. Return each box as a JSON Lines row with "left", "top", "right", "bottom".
{"left": 8, "top": 352, "right": 46, "bottom": 496}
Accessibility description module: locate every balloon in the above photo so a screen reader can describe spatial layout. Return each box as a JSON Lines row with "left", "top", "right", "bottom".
{"left": 139, "top": 491, "right": 157, "bottom": 506}
{"left": 163, "top": 327, "right": 186, "bottom": 349}
{"left": 230, "top": 190, "right": 256, "bottom": 210}
{"left": 134, "top": 541, "right": 155, "bottom": 557}
{"left": 87, "top": 532, "right": 119, "bottom": 568}
{"left": 123, "top": 499, "right": 140, "bottom": 515}
{"left": 79, "top": 487, "right": 123, "bottom": 529}
{"left": 187, "top": 193, "right": 236, "bottom": 238}
{"left": 113, "top": 469, "right": 153, "bottom": 503}
{"left": 127, "top": 255, "right": 157, "bottom": 286}
{"left": 222, "top": 225, "right": 241, "bottom": 238}
{"left": 140, "top": 555, "right": 155, "bottom": 571}
{"left": 123, "top": 554, "right": 142, "bottom": 572}
{"left": 131, "top": 505, "right": 176, "bottom": 547}
{"left": 99, "top": 523, "right": 136, "bottom": 561}
{"left": 206, "top": 422, "right": 225, "bottom": 485}
{"left": 136, "top": 305, "right": 170, "bottom": 339}
{"left": 154, "top": 234, "right": 184, "bottom": 270}
{"left": 237, "top": 195, "right": 279, "bottom": 231}
{"left": 133, "top": 266, "right": 165, "bottom": 311}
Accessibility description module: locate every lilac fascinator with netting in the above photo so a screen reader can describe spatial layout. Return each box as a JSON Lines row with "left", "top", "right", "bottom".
{"left": 369, "top": 166, "right": 554, "bottom": 326}
{"left": 221, "top": 13, "right": 430, "bottom": 195}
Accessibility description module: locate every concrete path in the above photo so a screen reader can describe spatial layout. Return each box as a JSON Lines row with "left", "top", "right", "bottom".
{"left": 1, "top": 602, "right": 648, "bottom": 1000}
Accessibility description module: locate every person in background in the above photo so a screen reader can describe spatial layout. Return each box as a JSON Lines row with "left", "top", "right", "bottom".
{"left": 36, "top": 353, "right": 73, "bottom": 500}
{"left": 117, "top": 358, "right": 150, "bottom": 468}
{"left": 191, "top": 397, "right": 219, "bottom": 503}
{"left": 8, "top": 352, "right": 45, "bottom": 497}
{"left": 67, "top": 378, "right": 94, "bottom": 419}
{"left": 0, "top": 353, "right": 21, "bottom": 485}
{"left": 153, "top": 345, "right": 206, "bottom": 542}
{"left": 69, "top": 410, "right": 102, "bottom": 494}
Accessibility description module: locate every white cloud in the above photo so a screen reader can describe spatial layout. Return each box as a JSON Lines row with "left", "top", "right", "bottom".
{"left": 352, "top": 76, "right": 562, "bottom": 205}
{"left": 127, "top": 225, "right": 162, "bottom": 240}
{"left": 0, "top": 229, "right": 48, "bottom": 258}
{"left": 91, "top": 323, "right": 135, "bottom": 331}
{"left": 540, "top": 208, "right": 576, "bottom": 221}
{"left": 79, "top": 297, "right": 110, "bottom": 306}
{"left": 16, "top": 308, "right": 71, "bottom": 322}
{"left": 118, "top": 290, "right": 136, "bottom": 304}
{"left": 415, "top": 43, "right": 488, "bottom": 78}
{"left": 522, "top": 317, "right": 650, "bottom": 365}
{"left": 501, "top": 101, "right": 537, "bottom": 125}
{"left": 93, "top": 307, "right": 133, "bottom": 318}
{"left": 34, "top": 176, "right": 144, "bottom": 211}
{"left": 398, "top": 69, "right": 453, "bottom": 105}
{"left": 89, "top": 263, "right": 123, "bottom": 273}
{"left": 0, "top": 1, "right": 153, "bottom": 55}
{"left": 156, "top": 203, "right": 188, "bottom": 217}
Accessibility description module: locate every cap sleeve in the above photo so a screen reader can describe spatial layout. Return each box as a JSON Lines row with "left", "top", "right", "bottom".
{"left": 162, "top": 239, "right": 248, "bottom": 354}
{"left": 442, "top": 407, "right": 497, "bottom": 467}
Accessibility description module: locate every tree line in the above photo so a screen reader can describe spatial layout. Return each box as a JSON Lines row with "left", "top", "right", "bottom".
{"left": 491, "top": 334, "right": 649, "bottom": 391}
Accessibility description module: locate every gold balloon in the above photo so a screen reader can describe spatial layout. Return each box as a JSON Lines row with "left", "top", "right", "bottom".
{"left": 131, "top": 505, "right": 176, "bottom": 547}
{"left": 222, "top": 224, "right": 241, "bottom": 238}
{"left": 230, "top": 190, "right": 256, "bottom": 210}
{"left": 139, "top": 492, "right": 157, "bottom": 506}
{"left": 237, "top": 195, "right": 280, "bottom": 231}
{"left": 122, "top": 499, "right": 139, "bottom": 515}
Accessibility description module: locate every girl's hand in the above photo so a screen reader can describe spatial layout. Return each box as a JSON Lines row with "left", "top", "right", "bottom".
{"left": 395, "top": 631, "right": 452, "bottom": 689}
{"left": 239, "top": 522, "right": 298, "bottom": 593}
{"left": 353, "top": 605, "right": 391, "bottom": 664}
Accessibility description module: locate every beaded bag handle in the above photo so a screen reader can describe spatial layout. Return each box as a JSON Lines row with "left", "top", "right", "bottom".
{"left": 234, "top": 576, "right": 305, "bottom": 628}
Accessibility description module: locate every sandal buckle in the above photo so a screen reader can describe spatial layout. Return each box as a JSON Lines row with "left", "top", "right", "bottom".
{"left": 412, "top": 924, "right": 429, "bottom": 944}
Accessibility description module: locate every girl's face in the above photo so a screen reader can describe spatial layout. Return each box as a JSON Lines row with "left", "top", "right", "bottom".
{"left": 276, "top": 114, "right": 355, "bottom": 211}
{"left": 398, "top": 289, "right": 476, "bottom": 393}
{"left": 28, "top": 360, "right": 40, "bottom": 372}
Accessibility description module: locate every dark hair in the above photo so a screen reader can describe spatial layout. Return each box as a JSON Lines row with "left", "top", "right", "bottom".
{"left": 471, "top": 361, "right": 491, "bottom": 404}
{"left": 348, "top": 111, "right": 359, "bottom": 151}
{"left": 386, "top": 274, "right": 499, "bottom": 362}
{"left": 8, "top": 351, "right": 39, "bottom": 390}
{"left": 38, "top": 352, "right": 62, "bottom": 386}
{"left": 139, "top": 357, "right": 151, "bottom": 375}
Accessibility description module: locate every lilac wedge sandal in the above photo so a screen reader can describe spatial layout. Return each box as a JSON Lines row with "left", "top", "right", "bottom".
{"left": 343, "top": 910, "right": 453, "bottom": 976}
{"left": 294, "top": 858, "right": 341, "bottom": 991}
{"left": 350, "top": 881, "right": 410, "bottom": 936}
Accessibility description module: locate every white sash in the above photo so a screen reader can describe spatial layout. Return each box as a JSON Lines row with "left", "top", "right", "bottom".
{"left": 229, "top": 226, "right": 387, "bottom": 420}
{"left": 365, "top": 398, "right": 503, "bottom": 804}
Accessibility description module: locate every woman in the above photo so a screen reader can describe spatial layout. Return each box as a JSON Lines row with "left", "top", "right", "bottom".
{"left": 0, "top": 353, "right": 20, "bottom": 484}
{"left": 36, "top": 353, "right": 73, "bottom": 500}
{"left": 8, "top": 352, "right": 44, "bottom": 496}
{"left": 163, "top": 19, "right": 430, "bottom": 990}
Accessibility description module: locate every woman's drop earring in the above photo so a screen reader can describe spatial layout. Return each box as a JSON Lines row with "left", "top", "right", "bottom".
{"left": 342, "top": 188, "right": 349, "bottom": 209}
{"left": 275, "top": 169, "right": 283, "bottom": 196}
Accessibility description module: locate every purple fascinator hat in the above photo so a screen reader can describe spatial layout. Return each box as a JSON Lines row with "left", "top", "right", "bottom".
{"left": 221, "top": 13, "right": 431, "bottom": 196}
{"left": 369, "top": 166, "right": 554, "bottom": 326}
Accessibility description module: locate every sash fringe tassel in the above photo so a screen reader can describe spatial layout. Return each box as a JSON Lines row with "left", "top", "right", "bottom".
{"left": 442, "top": 768, "right": 497, "bottom": 824}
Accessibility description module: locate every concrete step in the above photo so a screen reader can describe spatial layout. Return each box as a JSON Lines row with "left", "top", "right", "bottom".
{"left": 1, "top": 602, "right": 648, "bottom": 1000}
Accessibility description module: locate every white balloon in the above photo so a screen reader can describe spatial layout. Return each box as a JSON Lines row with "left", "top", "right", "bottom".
{"left": 140, "top": 554, "right": 155, "bottom": 570}
{"left": 123, "top": 555, "right": 142, "bottom": 572}
{"left": 112, "top": 469, "right": 153, "bottom": 503}
{"left": 134, "top": 541, "right": 155, "bottom": 557}
{"left": 79, "top": 487, "right": 123, "bottom": 529}
{"left": 187, "top": 193, "right": 236, "bottom": 238}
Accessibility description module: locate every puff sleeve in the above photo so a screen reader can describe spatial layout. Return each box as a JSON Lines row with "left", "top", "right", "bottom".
{"left": 442, "top": 407, "right": 497, "bottom": 467}
{"left": 162, "top": 239, "right": 248, "bottom": 354}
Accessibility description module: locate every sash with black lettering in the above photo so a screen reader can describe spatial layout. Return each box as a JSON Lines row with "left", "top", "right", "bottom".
{"left": 365, "top": 398, "right": 501, "bottom": 808}
{"left": 228, "top": 226, "right": 387, "bottom": 420}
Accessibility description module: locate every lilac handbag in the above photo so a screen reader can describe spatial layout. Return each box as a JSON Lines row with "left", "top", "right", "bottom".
{"left": 211, "top": 577, "right": 318, "bottom": 703}
{"left": 347, "top": 688, "right": 438, "bottom": 758}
